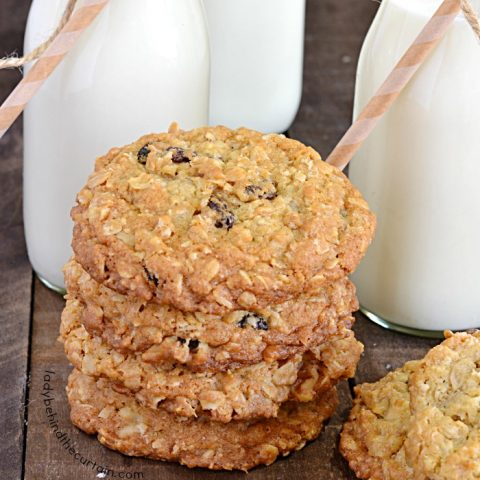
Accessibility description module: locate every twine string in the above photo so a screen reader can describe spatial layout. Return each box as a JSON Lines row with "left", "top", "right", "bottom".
{"left": 0, "top": 0, "right": 478, "bottom": 71}
{"left": 0, "top": 0, "right": 109, "bottom": 139}
{"left": 0, "top": 0, "right": 77, "bottom": 70}
{"left": 0, "top": 0, "right": 477, "bottom": 149}
{"left": 461, "top": 0, "right": 480, "bottom": 37}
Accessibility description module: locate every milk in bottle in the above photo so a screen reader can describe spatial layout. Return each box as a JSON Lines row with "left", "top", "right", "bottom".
{"left": 349, "top": 0, "right": 480, "bottom": 334}
{"left": 204, "top": 0, "right": 305, "bottom": 133}
{"left": 23, "top": 0, "right": 210, "bottom": 291}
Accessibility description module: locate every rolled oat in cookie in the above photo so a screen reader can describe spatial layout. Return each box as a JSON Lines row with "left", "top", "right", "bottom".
{"left": 341, "top": 331, "right": 480, "bottom": 480}
{"left": 340, "top": 362, "right": 419, "bottom": 480}
{"left": 71, "top": 125, "right": 375, "bottom": 312}
{"left": 67, "top": 369, "right": 338, "bottom": 471}
{"left": 60, "top": 304, "right": 362, "bottom": 423}
{"left": 64, "top": 257, "right": 358, "bottom": 372}
{"left": 406, "top": 331, "right": 480, "bottom": 480}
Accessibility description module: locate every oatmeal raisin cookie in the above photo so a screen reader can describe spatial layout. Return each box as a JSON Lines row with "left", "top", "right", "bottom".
{"left": 71, "top": 125, "right": 375, "bottom": 313}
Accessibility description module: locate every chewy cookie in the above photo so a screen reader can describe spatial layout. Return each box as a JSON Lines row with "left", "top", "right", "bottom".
{"left": 71, "top": 125, "right": 375, "bottom": 313}
{"left": 406, "top": 331, "right": 480, "bottom": 480}
{"left": 64, "top": 258, "right": 358, "bottom": 371}
{"left": 340, "top": 361, "right": 419, "bottom": 480}
{"left": 67, "top": 369, "right": 338, "bottom": 471}
{"left": 60, "top": 307, "right": 362, "bottom": 423}
{"left": 341, "top": 331, "right": 480, "bottom": 480}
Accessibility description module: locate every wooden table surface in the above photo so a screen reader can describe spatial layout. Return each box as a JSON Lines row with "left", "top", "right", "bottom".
{"left": 0, "top": 1, "right": 440, "bottom": 479}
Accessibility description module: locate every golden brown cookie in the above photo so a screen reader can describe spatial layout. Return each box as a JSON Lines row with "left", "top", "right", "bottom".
{"left": 67, "top": 369, "right": 338, "bottom": 471}
{"left": 406, "top": 331, "right": 480, "bottom": 479}
{"left": 341, "top": 331, "right": 480, "bottom": 480}
{"left": 64, "top": 257, "right": 358, "bottom": 372}
{"left": 71, "top": 125, "right": 375, "bottom": 313}
{"left": 60, "top": 306, "right": 362, "bottom": 423}
{"left": 340, "top": 361, "right": 419, "bottom": 480}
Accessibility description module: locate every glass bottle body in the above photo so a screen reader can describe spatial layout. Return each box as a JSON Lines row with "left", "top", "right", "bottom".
{"left": 204, "top": 0, "right": 305, "bottom": 133}
{"left": 23, "top": 0, "right": 210, "bottom": 290}
{"left": 349, "top": 0, "right": 480, "bottom": 335}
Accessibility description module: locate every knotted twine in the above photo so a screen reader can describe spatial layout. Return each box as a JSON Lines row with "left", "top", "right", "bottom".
{"left": 0, "top": 0, "right": 108, "bottom": 138}
{"left": 0, "top": 0, "right": 77, "bottom": 69}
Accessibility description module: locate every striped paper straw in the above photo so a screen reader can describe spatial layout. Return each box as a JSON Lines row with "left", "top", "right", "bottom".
{"left": 326, "top": 0, "right": 462, "bottom": 171}
{"left": 0, "top": 0, "right": 109, "bottom": 140}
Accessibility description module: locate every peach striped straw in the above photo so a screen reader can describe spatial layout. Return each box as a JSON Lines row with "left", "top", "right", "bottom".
{"left": 0, "top": 0, "right": 109, "bottom": 140}
{"left": 326, "top": 0, "right": 472, "bottom": 171}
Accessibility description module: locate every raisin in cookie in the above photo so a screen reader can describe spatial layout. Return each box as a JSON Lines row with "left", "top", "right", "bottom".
{"left": 64, "top": 258, "right": 358, "bottom": 372}
{"left": 60, "top": 307, "right": 362, "bottom": 423}
{"left": 71, "top": 125, "right": 375, "bottom": 313}
{"left": 67, "top": 369, "right": 338, "bottom": 471}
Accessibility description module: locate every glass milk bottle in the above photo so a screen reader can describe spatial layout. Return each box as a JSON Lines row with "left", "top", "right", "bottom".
{"left": 204, "top": 0, "right": 305, "bottom": 133}
{"left": 349, "top": 0, "right": 480, "bottom": 336}
{"left": 23, "top": 0, "right": 210, "bottom": 292}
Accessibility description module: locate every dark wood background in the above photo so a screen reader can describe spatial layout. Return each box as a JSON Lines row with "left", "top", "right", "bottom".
{"left": 0, "top": 1, "right": 439, "bottom": 478}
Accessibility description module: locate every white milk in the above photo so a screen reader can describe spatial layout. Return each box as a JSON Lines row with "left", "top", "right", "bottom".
{"left": 349, "top": 0, "right": 480, "bottom": 333}
{"left": 204, "top": 0, "right": 305, "bottom": 133}
{"left": 23, "top": 0, "right": 210, "bottom": 291}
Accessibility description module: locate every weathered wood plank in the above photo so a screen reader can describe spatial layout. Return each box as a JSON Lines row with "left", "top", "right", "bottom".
{"left": 0, "top": 2, "right": 34, "bottom": 476}
{"left": 0, "top": 0, "right": 30, "bottom": 104}
{"left": 353, "top": 314, "right": 439, "bottom": 385}
{"left": 0, "top": 215, "right": 32, "bottom": 480}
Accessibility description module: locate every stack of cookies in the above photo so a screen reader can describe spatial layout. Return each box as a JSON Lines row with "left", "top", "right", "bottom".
{"left": 341, "top": 330, "right": 480, "bottom": 479}
{"left": 60, "top": 125, "right": 375, "bottom": 470}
